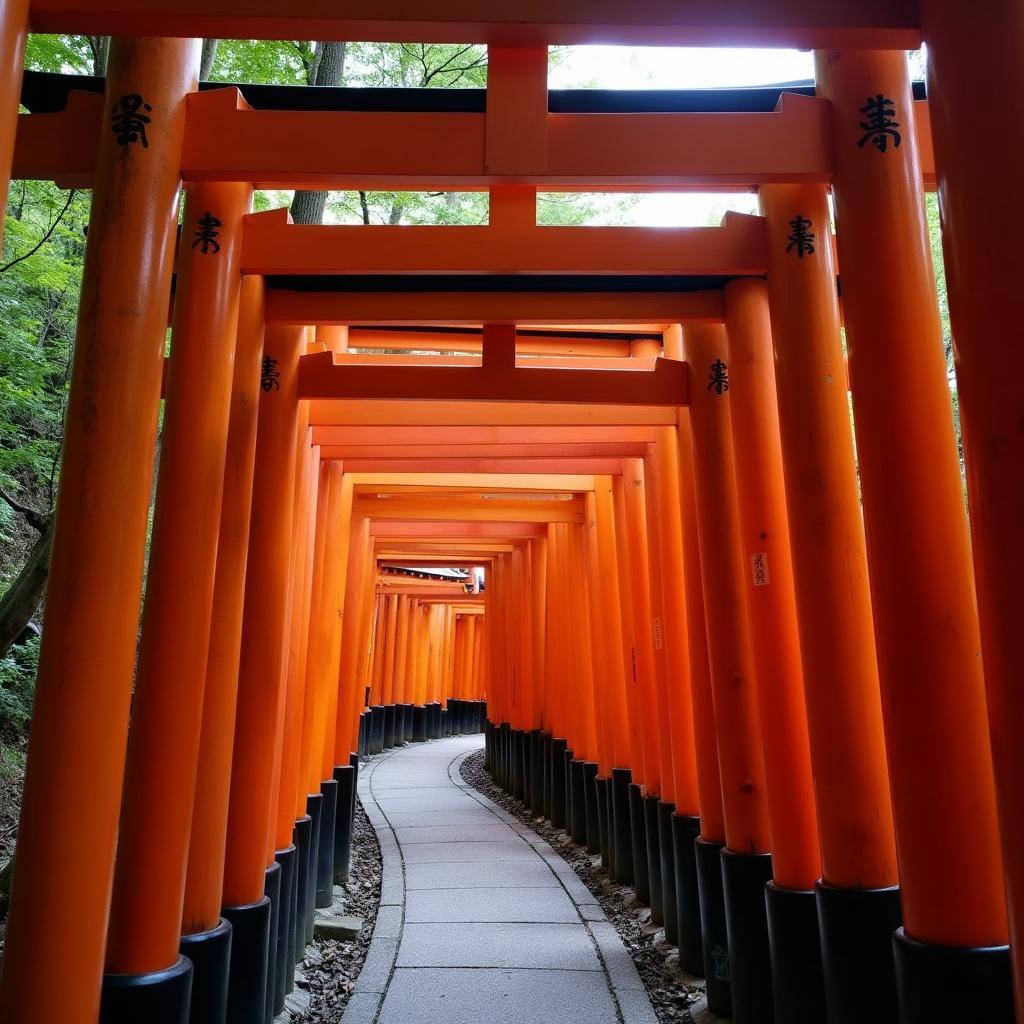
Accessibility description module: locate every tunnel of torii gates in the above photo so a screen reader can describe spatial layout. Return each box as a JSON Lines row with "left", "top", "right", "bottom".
{"left": 0, "top": 3, "right": 1023, "bottom": 1024}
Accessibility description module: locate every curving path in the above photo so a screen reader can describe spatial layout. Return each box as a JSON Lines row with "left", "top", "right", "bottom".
{"left": 342, "top": 734, "right": 659, "bottom": 1024}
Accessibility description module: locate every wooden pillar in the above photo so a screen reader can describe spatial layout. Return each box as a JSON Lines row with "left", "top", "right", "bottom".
{"left": 221, "top": 323, "right": 305, "bottom": 907}
{"left": 182, "top": 274, "right": 265, "bottom": 939}
{"left": 818, "top": 47, "right": 1011, "bottom": 1020}
{"left": 684, "top": 322, "right": 774, "bottom": 1022}
{"left": 724, "top": 277, "right": 826, "bottom": 1018}
{"left": 319, "top": 474, "right": 353, "bottom": 778}
{"left": 103, "top": 178, "right": 250, "bottom": 991}
{"left": 760, "top": 182, "right": 899, "bottom": 1022}
{"left": 621, "top": 459, "right": 663, "bottom": 798}
{"left": 0, "top": 0, "right": 28, "bottom": 237}
{"left": 0, "top": 38, "right": 199, "bottom": 1024}
{"left": 918, "top": 15, "right": 1024, "bottom": 1002}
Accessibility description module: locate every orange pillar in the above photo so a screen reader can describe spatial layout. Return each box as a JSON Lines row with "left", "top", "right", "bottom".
{"left": 0, "top": 0, "right": 28, "bottom": 237}
{"left": 182, "top": 275, "right": 265, "bottom": 942}
{"left": 818, "top": 47, "right": 1011, "bottom": 1019}
{"left": 724, "top": 277, "right": 825, "bottom": 1017}
{"left": 684, "top": 322, "right": 774, "bottom": 1022}
{"left": 298, "top": 462, "right": 334, "bottom": 799}
{"left": 104, "top": 179, "right": 250, "bottom": 991}
{"left": 621, "top": 459, "right": 662, "bottom": 798}
{"left": 611, "top": 475, "right": 647, "bottom": 786}
{"left": 761, "top": 182, "right": 899, "bottom": 1021}
{"left": 0, "top": 38, "right": 198, "bottom": 1024}
{"left": 319, "top": 475, "right": 354, "bottom": 779}
{"left": 920, "top": 10, "right": 1024, "bottom": 1007}
{"left": 222, "top": 323, "right": 305, "bottom": 910}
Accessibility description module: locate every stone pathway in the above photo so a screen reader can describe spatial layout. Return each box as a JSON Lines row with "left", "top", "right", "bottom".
{"left": 342, "top": 734, "right": 659, "bottom": 1024}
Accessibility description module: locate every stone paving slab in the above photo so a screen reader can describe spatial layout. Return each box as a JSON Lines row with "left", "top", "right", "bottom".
{"left": 405, "top": 885, "right": 579, "bottom": 923}
{"left": 398, "top": 839, "right": 543, "bottom": 864}
{"left": 383, "top": 807, "right": 497, "bottom": 827}
{"left": 378, "top": 967, "right": 620, "bottom": 1024}
{"left": 404, "top": 860, "right": 563, "bottom": 890}
{"left": 397, "top": 922, "right": 601, "bottom": 970}
{"left": 349, "top": 735, "right": 659, "bottom": 1024}
{"left": 393, "top": 822, "right": 516, "bottom": 844}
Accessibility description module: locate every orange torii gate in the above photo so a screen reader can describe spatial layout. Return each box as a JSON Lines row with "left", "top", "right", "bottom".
{"left": 0, "top": 7, "right": 1019, "bottom": 1024}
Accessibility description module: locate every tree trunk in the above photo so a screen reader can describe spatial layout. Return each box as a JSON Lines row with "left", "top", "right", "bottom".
{"left": 200, "top": 39, "right": 220, "bottom": 81}
{"left": 0, "top": 516, "right": 53, "bottom": 661}
{"left": 88, "top": 36, "right": 109, "bottom": 77}
{"left": 291, "top": 41, "right": 347, "bottom": 226}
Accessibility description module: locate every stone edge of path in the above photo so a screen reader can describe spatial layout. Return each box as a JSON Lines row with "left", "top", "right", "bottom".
{"left": 340, "top": 738, "right": 659, "bottom": 1024}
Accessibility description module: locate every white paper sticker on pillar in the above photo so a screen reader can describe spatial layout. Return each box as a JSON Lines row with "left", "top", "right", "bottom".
{"left": 653, "top": 617, "right": 664, "bottom": 650}
{"left": 751, "top": 552, "right": 770, "bottom": 587}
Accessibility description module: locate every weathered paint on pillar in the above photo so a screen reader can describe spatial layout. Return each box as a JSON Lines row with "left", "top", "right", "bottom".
{"left": 0, "top": 37, "right": 198, "bottom": 1024}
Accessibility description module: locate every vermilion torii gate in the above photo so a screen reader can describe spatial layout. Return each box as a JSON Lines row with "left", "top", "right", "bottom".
{"left": 0, "top": 5, "right": 1021, "bottom": 1024}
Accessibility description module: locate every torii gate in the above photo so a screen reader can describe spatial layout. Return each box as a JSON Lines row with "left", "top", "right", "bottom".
{"left": 0, "top": 6, "right": 1019, "bottom": 1024}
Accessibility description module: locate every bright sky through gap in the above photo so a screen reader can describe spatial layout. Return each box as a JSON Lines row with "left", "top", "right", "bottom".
{"left": 549, "top": 46, "right": 816, "bottom": 90}
{"left": 549, "top": 46, "right": 817, "bottom": 227}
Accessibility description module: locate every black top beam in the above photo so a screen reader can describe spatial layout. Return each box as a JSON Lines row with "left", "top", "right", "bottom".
{"left": 19, "top": 70, "right": 927, "bottom": 116}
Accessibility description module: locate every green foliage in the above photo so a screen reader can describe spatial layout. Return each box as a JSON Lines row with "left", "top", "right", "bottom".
{"left": 24, "top": 34, "right": 95, "bottom": 74}
{"left": 0, "top": 181, "right": 88, "bottom": 584}
{"left": 0, "top": 635, "right": 38, "bottom": 740}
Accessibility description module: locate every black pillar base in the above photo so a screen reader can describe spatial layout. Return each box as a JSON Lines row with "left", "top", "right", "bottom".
{"left": 412, "top": 705, "right": 427, "bottom": 742}
{"left": 372, "top": 706, "right": 386, "bottom": 753}
{"left": 550, "top": 738, "right": 568, "bottom": 828}
{"left": 357, "top": 711, "right": 368, "bottom": 758}
{"left": 765, "top": 882, "right": 825, "bottom": 1023}
{"left": 179, "top": 918, "right": 232, "bottom": 1024}
{"left": 611, "top": 768, "right": 634, "bottom": 884}
{"left": 272, "top": 846, "right": 296, "bottom": 1011}
{"left": 513, "top": 730, "right": 526, "bottom": 800}
{"left": 562, "top": 747, "right": 575, "bottom": 832}
{"left": 316, "top": 779, "right": 338, "bottom": 908}
{"left": 304, "top": 794, "right": 322, "bottom": 947}
{"left": 893, "top": 927, "right": 1013, "bottom": 1023}
{"left": 529, "top": 730, "right": 544, "bottom": 815}
{"left": 657, "top": 803, "right": 677, "bottom": 944}
{"left": 816, "top": 880, "right": 902, "bottom": 1024}
{"left": 584, "top": 762, "right": 600, "bottom": 854}
{"left": 100, "top": 956, "right": 193, "bottom": 1024}
{"left": 262, "top": 862, "right": 281, "bottom": 1024}
{"left": 383, "top": 704, "right": 397, "bottom": 748}
{"left": 720, "top": 848, "right": 774, "bottom": 1024}
{"left": 643, "top": 795, "right": 663, "bottom": 925}
{"left": 400, "top": 703, "right": 411, "bottom": 743}
{"left": 441, "top": 706, "right": 450, "bottom": 736}
{"left": 628, "top": 782, "right": 649, "bottom": 902}
{"left": 222, "top": 898, "right": 271, "bottom": 1024}
{"left": 569, "top": 759, "right": 587, "bottom": 844}
{"left": 332, "top": 764, "right": 355, "bottom": 884}
{"left": 595, "top": 776, "right": 611, "bottom": 868}
{"left": 541, "top": 732, "right": 553, "bottom": 820}
{"left": 673, "top": 815, "right": 703, "bottom": 977}
{"left": 292, "top": 815, "right": 312, "bottom": 965}
{"left": 695, "top": 837, "right": 731, "bottom": 1016}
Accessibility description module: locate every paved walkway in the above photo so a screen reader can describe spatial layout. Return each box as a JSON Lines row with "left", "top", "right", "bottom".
{"left": 342, "top": 735, "right": 659, "bottom": 1024}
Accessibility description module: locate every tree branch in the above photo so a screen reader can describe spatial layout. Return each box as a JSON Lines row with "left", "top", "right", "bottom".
{"left": 0, "top": 190, "right": 77, "bottom": 276}
{"left": 0, "top": 489, "right": 51, "bottom": 534}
